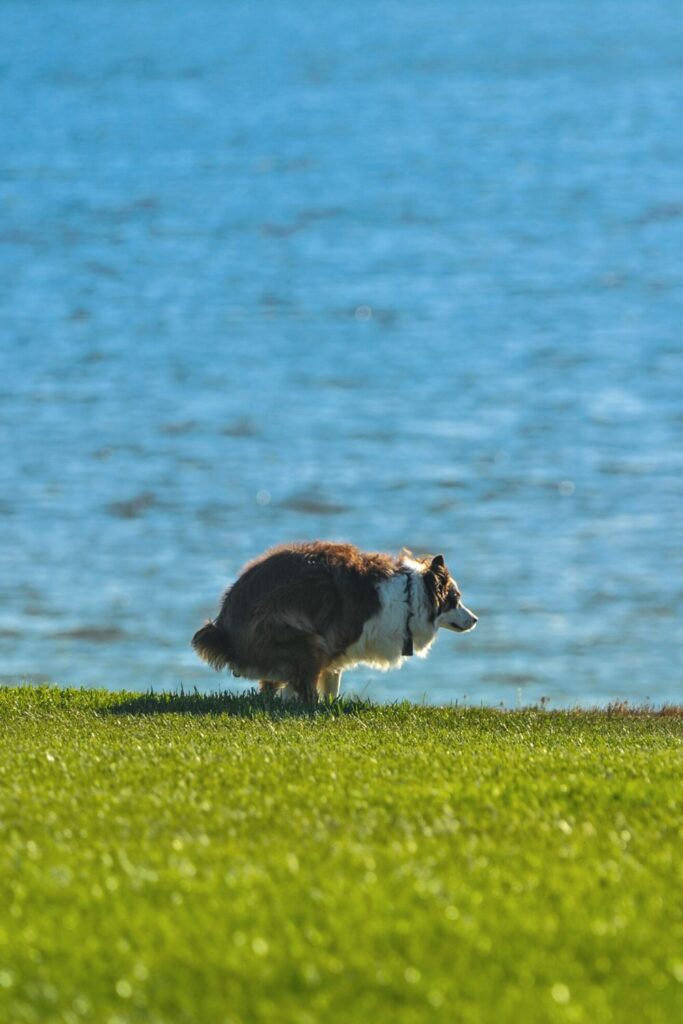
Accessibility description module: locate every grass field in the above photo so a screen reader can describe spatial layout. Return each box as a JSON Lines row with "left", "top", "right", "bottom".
{"left": 1, "top": 687, "right": 682, "bottom": 1024}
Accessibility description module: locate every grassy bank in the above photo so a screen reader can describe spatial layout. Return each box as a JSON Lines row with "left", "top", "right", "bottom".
{"left": 1, "top": 687, "right": 682, "bottom": 1023}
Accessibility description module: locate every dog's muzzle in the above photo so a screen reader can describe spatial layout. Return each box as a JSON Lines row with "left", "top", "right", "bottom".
{"left": 443, "top": 605, "right": 478, "bottom": 632}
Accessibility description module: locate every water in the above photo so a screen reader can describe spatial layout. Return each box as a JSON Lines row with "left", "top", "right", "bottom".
{"left": 1, "top": 0, "right": 682, "bottom": 706}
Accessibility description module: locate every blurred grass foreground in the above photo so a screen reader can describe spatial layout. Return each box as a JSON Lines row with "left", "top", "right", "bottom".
{"left": 1, "top": 687, "right": 682, "bottom": 1023}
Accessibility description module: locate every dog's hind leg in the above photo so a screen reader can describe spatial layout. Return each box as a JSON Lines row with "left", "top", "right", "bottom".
{"left": 286, "top": 645, "right": 324, "bottom": 705}
{"left": 319, "top": 669, "right": 342, "bottom": 700}
{"left": 289, "top": 667, "right": 321, "bottom": 706}
{"left": 253, "top": 624, "right": 327, "bottom": 706}
{"left": 259, "top": 680, "right": 283, "bottom": 695}
{"left": 259, "top": 679, "right": 309, "bottom": 703}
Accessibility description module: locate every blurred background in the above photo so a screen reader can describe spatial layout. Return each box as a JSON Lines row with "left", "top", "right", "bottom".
{"left": 1, "top": 0, "right": 681, "bottom": 705}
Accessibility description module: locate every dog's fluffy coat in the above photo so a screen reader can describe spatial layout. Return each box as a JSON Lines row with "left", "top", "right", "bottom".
{"left": 192, "top": 541, "right": 477, "bottom": 702}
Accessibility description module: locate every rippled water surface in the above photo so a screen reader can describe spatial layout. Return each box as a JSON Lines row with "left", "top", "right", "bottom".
{"left": 1, "top": 0, "right": 682, "bottom": 704}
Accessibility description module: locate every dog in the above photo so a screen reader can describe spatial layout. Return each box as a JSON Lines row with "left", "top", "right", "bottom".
{"left": 192, "top": 541, "right": 477, "bottom": 703}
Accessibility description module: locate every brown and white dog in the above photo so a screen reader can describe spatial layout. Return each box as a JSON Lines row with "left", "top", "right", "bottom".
{"left": 192, "top": 541, "right": 477, "bottom": 703}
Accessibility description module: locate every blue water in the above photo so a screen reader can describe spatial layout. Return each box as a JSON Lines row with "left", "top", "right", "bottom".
{"left": 1, "top": 0, "right": 682, "bottom": 705}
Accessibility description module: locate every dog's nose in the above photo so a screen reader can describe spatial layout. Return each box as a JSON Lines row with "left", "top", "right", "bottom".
{"left": 470, "top": 614, "right": 478, "bottom": 625}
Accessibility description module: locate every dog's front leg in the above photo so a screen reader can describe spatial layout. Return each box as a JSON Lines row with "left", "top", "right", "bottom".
{"left": 319, "top": 669, "right": 342, "bottom": 700}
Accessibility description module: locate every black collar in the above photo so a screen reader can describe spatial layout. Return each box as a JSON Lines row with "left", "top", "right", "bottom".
{"left": 402, "top": 572, "right": 414, "bottom": 656}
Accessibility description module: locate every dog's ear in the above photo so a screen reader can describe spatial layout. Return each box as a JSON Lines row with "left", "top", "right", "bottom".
{"left": 424, "top": 554, "right": 449, "bottom": 613}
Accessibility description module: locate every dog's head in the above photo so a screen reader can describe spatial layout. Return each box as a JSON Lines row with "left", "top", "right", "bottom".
{"left": 424, "top": 554, "right": 478, "bottom": 633}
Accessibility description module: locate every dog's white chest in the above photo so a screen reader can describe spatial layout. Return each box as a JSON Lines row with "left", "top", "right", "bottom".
{"left": 334, "top": 572, "right": 436, "bottom": 671}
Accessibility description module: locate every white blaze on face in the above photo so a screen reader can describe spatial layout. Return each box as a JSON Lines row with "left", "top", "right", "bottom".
{"left": 439, "top": 601, "right": 478, "bottom": 633}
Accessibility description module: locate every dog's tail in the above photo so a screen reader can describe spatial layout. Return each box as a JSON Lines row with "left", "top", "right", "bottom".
{"left": 191, "top": 621, "right": 234, "bottom": 671}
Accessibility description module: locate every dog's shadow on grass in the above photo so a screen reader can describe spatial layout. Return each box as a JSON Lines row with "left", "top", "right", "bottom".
{"left": 101, "top": 692, "right": 683, "bottom": 720}
{"left": 102, "top": 688, "right": 376, "bottom": 719}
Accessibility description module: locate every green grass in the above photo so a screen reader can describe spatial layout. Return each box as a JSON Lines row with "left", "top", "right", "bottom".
{"left": 1, "top": 687, "right": 682, "bottom": 1024}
